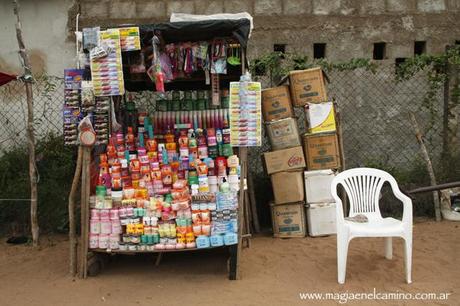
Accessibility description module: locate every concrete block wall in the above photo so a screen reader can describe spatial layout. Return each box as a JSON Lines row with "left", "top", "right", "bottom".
{"left": 2, "top": 0, "right": 460, "bottom": 75}
{"left": 76, "top": 0, "right": 460, "bottom": 64}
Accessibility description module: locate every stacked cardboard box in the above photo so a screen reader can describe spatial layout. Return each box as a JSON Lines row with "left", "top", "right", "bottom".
{"left": 304, "top": 170, "right": 337, "bottom": 236}
{"left": 262, "top": 86, "right": 306, "bottom": 237}
{"left": 263, "top": 67, "right": 342, "bottom": 238}
{"left": 289, "top": 67, "right": 340, "bottom": 237}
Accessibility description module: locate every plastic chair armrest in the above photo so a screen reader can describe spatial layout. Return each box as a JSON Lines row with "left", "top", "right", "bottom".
{"left": 390, "top": 183, "right": 413, "bottom": 224}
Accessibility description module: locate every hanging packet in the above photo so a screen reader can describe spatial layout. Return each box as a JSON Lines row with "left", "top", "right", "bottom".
{"left": 82, "top": 27, "right": 100, "bottom": 51}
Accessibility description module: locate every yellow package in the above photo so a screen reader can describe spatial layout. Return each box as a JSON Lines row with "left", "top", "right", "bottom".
{"left": 305, "top": 102, "right": 336, "bottom": 134}
{"left": 135, "top": 223, "right": 144, "bottom": 235}
{"left": 126, "top": 224, "right": 135, "bottom": 234}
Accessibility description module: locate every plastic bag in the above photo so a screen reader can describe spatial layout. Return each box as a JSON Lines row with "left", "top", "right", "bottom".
{"left": 78, "top": 114, "right": 96, "bottom": 145}
{"left": 90, "top": 43, "right": 113, "bottom": 60}
{"left": 82, "top": 27, "right": 100, "bottom": 51}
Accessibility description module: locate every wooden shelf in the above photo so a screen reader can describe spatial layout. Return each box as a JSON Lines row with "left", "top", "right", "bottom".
{"left": 90, "top": 245, "right": 230, "bottom": 254}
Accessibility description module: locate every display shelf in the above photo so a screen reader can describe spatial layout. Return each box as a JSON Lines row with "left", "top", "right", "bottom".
{"left": 124, "top": 71, "right": 242, "bottom": 92}
{"left": 91, "top": 245, "right": 230, "bottom": 254}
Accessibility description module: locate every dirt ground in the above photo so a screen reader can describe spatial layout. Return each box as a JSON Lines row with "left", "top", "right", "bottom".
{"left": 0, "top": 219, "right": 458, "bottom": 306}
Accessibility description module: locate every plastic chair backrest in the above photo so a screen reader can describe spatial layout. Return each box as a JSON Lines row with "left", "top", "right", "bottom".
{"left": 332, "top": 168, "right": 394, "bottom": 218}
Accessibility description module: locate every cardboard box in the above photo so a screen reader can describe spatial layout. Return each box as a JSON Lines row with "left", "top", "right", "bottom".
{"left": 306, "top": 203, "right": 336, "bottom": 236}
{"left": 262, "top": 85, "right": 294, "bottom": 122}
{"left": 266, "top": 117, "right": 301, "bottom": 151}
{"left": 304, "top": 170, "right": 336, "bottom": 203}
{"left": 263, "top": 146, "right": 306, "bottom": 175}
{"left": 305, "top": 102, "right": 336, "bottom": 134}
{"left": 271, "top": 170, "right": 305, "bottom": 204}
{"left": 289, "top": 67, "right": 328, "bottom": 106}
{"left": 303, "top": 133, "right": 341, "bottom": 170}
{"left": 270, "top": 202, "right": 306, "bottom": 238}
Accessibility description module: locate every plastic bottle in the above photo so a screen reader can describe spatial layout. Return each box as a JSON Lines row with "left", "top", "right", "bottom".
{"left": 126, "top": 127, "right": 136, "bottom": 151}
{"left": 207, "top": 128, "right": 217, "bottom": 158}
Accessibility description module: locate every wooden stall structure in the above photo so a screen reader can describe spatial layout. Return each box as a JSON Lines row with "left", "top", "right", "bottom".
{"left": 68, "top": 18, "right": 255, "bottom": 280}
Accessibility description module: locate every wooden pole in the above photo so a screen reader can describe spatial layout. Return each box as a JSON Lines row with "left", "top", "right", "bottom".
{"left": 244, "top": 189, "right": 252, "bottom": 248}
{"left": 13, "top": 0, "right": 39, "bottom": 247}
{"left": 79, "top": 146, "right": 91, "bottom": 278}
{"left": 334, "top": 102, "right": 348, "bottom": 214}
{"left": 408, "top": 181, "right": 460, "bottom": 195}
{"left": 229, "top": 49, "right": 249, "bottom": 280}
{"left": 409, "top": 112, "right": 441, "bottom": 221}
{"left": 69, "top": 146, "right": 83, "bottom": 277}
{"left": 236, "top": 147, "right": 247, "bottom": 279}
{"left": 247, "top": 172, "right": 261, "bottom": 233}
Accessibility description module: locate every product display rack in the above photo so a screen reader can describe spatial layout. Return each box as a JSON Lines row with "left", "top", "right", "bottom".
{"left": 91, "top": 245, "right": 225, "bottom": 254}
{"left": 72, "top": 19, "right": 252, "bottom": 281}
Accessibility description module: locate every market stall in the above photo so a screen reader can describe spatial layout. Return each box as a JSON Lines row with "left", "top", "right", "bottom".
{"left": 66, "top": 17, "right": 259, "bottom": 280}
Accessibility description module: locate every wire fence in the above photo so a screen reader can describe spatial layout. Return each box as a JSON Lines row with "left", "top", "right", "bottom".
{"left": 248, "top": 64, "right": 450, "bottom": 221}
{"left": 250, "top": 64, "right": 445, "bottom": 174}
{"left": 0, "top": 76, "right": 63, "bottom": 149}
{"left": 0, "top": 63, "right": 455, "bottom": 221}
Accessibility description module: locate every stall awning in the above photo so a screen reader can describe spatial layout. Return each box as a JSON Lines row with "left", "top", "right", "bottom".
{"left": 0, "top": 72, "right": 17, "bottom": 87}
{"left": 138, "top": 18, "right": 251, "bottom": 48}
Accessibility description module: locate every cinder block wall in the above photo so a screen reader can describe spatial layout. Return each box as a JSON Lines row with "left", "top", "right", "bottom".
{"left": 76, "top": 0, "right": 460, "bottom": 62}
{"left": 2, "top": 0, "right": 459, "bottom": 75}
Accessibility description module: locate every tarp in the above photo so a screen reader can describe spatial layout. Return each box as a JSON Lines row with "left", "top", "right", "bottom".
{"left": 0, "top": 72, "right": 17, "bottom": 87}
{"left": 138, "top": 18, "right": 251, "bottom": 48}
{"left": 170, "top": 13, "right": 253, "bottom": 38}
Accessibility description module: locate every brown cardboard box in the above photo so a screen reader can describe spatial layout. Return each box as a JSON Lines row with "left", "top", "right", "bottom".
{"left": 263, "top": 146, "right": 306, "bottom": 175}
{"left": 289, "top": 67, "right": 328, "bottom": 106}
{"left": 270, "top": 201, "right": 306, "bottom": 238}
{"left": 262, "top": 85, "right": 294, "bottom": 121}
{"left": 303, "top": 132, "right": 341, "bottom": 170}
{"left": 265, "top": 117, "right": 301, "bottom": 151}
{"left": 271, "top": 170, "right": 305, "bottom": 204}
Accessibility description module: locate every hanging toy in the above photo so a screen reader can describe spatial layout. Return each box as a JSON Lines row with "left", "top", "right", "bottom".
{"left": 147, "top": 35, "right": 165, "bottom": 92}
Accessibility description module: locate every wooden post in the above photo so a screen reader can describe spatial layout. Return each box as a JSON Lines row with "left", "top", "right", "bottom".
{"left": 334, "top": 102, "right": 348, "bottom": 214}
{"left": 234, "top": 50, "right": 250, "bottom": 277}
{"left": 236, "top": 147, "right": 248, "bottom": 279}
{"left": 247, "top": 172, "right": 261, "bottom": 233}
{"left": 13, "top": 0, "right": 39, "bottom": 247}
{"left": 79, "top": 146, "right": 91, "bottom": 278}
{"left": 409, "top": 112, "right": 441, "bottom": 221}
{"left": 69, "top": 146, "right": 83, "bottom": 277}
{"left": 244, "top": 189, "right": 252, "bottom": 248}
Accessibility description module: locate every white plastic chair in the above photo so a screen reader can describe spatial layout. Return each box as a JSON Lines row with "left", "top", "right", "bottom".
{"left": 331, "top": 168, "right": 413, "bottom": 284}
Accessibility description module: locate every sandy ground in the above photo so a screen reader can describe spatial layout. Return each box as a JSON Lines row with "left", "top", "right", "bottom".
{"left": 0, "top": 219, "right": 458, "bottom": 306}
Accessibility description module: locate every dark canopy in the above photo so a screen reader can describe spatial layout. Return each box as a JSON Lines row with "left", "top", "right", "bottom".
{"left": 138, "top": 18, "right": 251, "bottom": 48}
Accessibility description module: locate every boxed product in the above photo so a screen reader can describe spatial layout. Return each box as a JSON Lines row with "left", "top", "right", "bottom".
{"left": 289, "top": 67, "right": 328, "bottom": 106}
{"left": 305, "top": 102, "right": 336, "bottom": 134}
{"left": 265, "top": 117, "right": 301, "bottom": 151}
{"left": 304, "top": 170, "right": 336, "bottom": 203}
{"left": 263, "top": 146, "right": 306, "bottom": 175}
{"left": 306, "top": 202, "right": 336, "bottom": 236}
{"left": 270, "top": 201, "right": 306, "bottom": 238}
{"left": 262, "top": 85, "right": 294, "bottom": 122}
{"left": 271, "top": 170, "right": 305, "bottom": 204}
{"left": 303, "top": 132, "right": 341, "bottom": 170}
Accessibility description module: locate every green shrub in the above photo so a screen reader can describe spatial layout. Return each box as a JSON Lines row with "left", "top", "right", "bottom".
{"left": 0, "top": 134, "right": 76, "bottom": 236}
